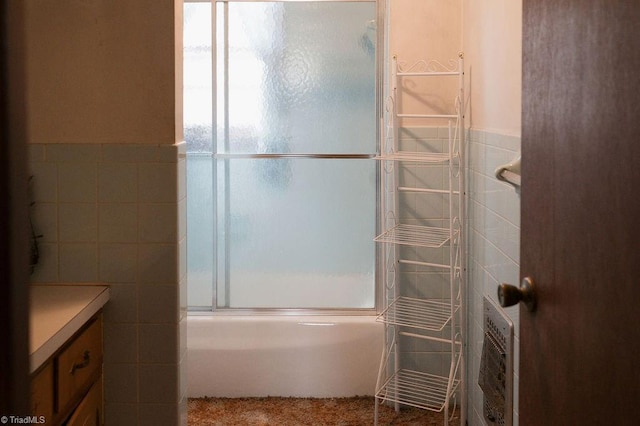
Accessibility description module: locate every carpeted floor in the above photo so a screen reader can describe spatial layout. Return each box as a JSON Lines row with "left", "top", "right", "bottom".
{"left": 188, "top": 397, "right": 461, "bottom": 426}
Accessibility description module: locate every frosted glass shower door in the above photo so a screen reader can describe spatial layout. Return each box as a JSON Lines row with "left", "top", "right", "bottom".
{"left": 215, "top": 1, "right": 377, "bottom": 309}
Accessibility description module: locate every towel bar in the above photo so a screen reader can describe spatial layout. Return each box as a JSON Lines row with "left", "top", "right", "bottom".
{"left": 495, "top": 155, "right": 521, "bottom": 191}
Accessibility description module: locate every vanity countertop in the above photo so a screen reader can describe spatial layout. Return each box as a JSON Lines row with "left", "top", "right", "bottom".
{"left": 29, "top": 285, "right": 110, "bottom": 373}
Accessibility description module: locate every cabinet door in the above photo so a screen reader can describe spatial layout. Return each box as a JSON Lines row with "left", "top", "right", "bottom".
{"left": 64, "top": 377, "right": 103, "bottom": 426}
{"left": 31, "top": 362, "right": 54, "bottom": 421}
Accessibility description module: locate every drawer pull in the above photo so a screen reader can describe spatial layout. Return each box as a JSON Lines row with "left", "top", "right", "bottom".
{"left": 69, "top": 350, "right": 91, "bottom": 375}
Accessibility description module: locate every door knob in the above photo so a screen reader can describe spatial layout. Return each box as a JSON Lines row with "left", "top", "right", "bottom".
{"left": 498, "top": 277, "right": 536, "bottom": 311}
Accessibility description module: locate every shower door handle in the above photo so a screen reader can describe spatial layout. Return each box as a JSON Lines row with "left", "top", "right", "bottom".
{"left": 498, "top": 277, "right": 536, "bottom": 311}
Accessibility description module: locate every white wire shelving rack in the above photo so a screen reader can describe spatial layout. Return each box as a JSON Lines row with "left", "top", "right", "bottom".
{"left": 374, "top": 54, "right": 465, "bottom": 426}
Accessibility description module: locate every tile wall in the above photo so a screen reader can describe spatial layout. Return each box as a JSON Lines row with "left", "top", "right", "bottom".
{"left": 28, "top": 143, "right": 188, "bottom": 426}
{"left": 393, "top": 126, "right": 461, "bottom": 379}
{"left": 25, "top": 128, "right": 519, "bottom": 425}
{"left": 466, "top": 129, "right": 521, "bottom": 425}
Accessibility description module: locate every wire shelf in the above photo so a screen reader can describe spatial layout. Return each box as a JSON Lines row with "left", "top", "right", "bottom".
{"left": 374, "top": 224, "right": 453, "bottom": 248}
{"left": 377, "top": 297, "right": 459, "bottom": 332}
{"left": 375, "top": 151, "right": 455, "bottom": 164}
{"left": 375, "top": 369, "right": 461, "bottom": 412}
{"left": 374, "top": 53, "right": 465, "bottom": 426}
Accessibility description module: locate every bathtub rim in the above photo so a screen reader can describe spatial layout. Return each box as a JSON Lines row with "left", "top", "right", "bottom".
{"left": 186, "top": 308, "right": 379, "bottom": 317}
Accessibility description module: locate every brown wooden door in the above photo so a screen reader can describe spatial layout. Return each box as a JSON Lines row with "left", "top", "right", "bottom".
{"left": 520, "top": 1, "right": 640, "bottom": 424}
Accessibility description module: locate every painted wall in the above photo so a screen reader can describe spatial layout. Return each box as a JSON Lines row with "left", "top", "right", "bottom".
{"left": 463, "top": 0, "right": 522, "bottom": 136}
{"left": 24, "top": 0, "right": 182, "bottom": 145}
{"left": 24, "top": 1, "right": 186, "bottom": 424}
{"left": 391, "top": 0, "right": 462, "bottom": 62}
{"left": 463, "top": 1, "right": 523, "bottom": 425}
{"left": 390, "top": 0, "right": 462, "bottom": 128}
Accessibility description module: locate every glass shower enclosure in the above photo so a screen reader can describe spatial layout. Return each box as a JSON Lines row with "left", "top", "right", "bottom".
{"left": 185, "top": 0, "right": 379, "bottom": 311}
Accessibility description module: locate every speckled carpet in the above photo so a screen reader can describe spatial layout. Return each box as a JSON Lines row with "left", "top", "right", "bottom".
{"left": 188, "top": 397, "right": 461, "bottom": 425}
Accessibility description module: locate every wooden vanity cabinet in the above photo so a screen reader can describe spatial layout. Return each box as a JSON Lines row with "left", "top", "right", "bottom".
{"left": 30, "top": 313, "right": 104, "bottom": 425}
{"left": 31, "top": 362, "right": 54, "bottom": 421}
{"left": 65, "top": 378, "right": 103, "bottom": 426}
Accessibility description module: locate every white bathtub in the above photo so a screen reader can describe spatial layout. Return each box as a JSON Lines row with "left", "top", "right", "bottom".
{"left": 187, "top": 315, "right": 383, "bottom": 398}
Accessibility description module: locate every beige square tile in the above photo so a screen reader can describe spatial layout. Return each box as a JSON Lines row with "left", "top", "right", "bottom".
{"left": 138, "top": 244, "right": 177, "bottom": 284}
{"left": 139, "top": 163, "right": 177, "bottom": 203}
{"left": 58, "top": 162, "right": 97, "bottom": 202}
{"left": 177, "top": 158, "right": 186, "bottom": 201}
{"left": 101, "top": 145, "right": 144, "bottom": 163}
{"left": 138, "top": 403, "right": 178, "bottom": 426}
{"left": 104, "top": 403, "right": 138, "bottom": 426}
{"left": 103, "top": 322, "right": 138, "bottom": 363}
{"left": 31, "top": 202, "right": 57, "bottom": 243}
{"left": 103, "top": 284, "right": 137, "bottom": 323}
{"left": 99, "top": 203, "right": 138, "bottom": 243}
{"left": 179, "top": 317, "right": 187, "bottom": 362}
{"left": 29, "top": 243, "right": 58, "bottom": 283}
{"left": 139, "top": 364, "right": 178, "bottom": 404}
{"left": 99, "top": 162, "right": 138, "bottom": 203}
{"left": 139, "top": 324, "right": 179, "bottom": 364}
{"left": 178, "top": 198, "right": 187, "bottom": 240}
{"left": 58, "top": 203, "right": 97, "bottom": 242}
{"left": 178, "top": 238, "right": 186, "bottom": 283}
{"left": 138, "top": 203, "right": 177, "bottom": 243}
{"left": 99, "top": 243, "right": 137, "bottom": 283}
{"left": 47, "top": 144, "right": 99, "bottom": 162}
{"left": 104, "top": 363, "right": 138, "bottom": 403}
{"left": 138, "top": 285, "right": 178, "bottom": 324}
{"left": 29, "top": 162, "right": 57, "bottom": 202}
{"left": 59, "top": 243, "right": 97, "bottom": 282}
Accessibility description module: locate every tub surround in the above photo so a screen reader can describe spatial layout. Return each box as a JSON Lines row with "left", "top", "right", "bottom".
{"left": 30, "top": 284, "right": 110, "bottom": 373}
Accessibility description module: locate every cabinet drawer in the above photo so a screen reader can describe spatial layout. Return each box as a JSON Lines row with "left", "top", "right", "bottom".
{"left": 64, "top": 376, "right": 103, "bottom": 426}
{"left": 31, "top": 362, "right": 54, "bottom": 421}
{"left": 57, "top": 316, "right": 103, "bottom": 412}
